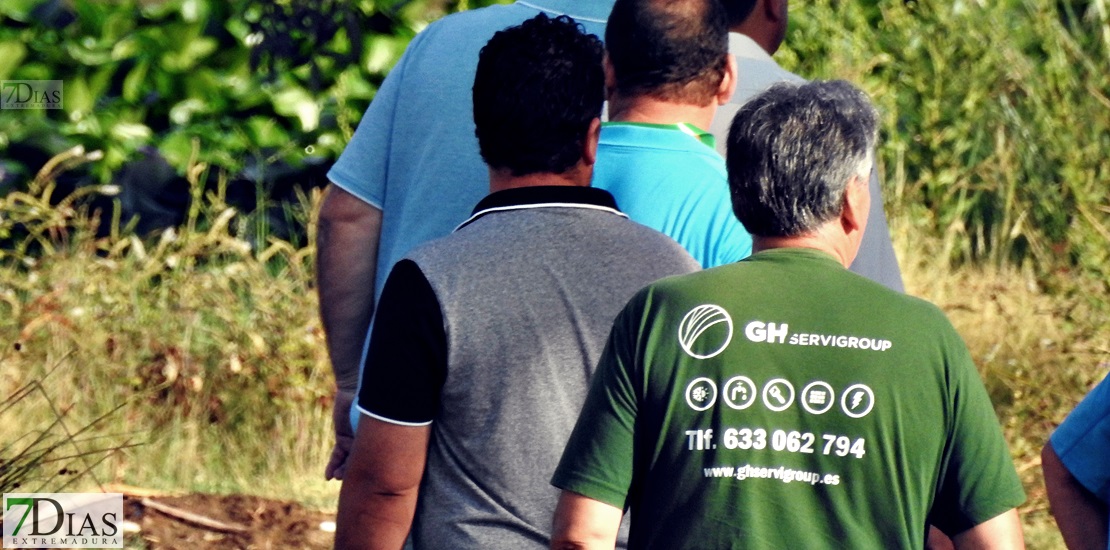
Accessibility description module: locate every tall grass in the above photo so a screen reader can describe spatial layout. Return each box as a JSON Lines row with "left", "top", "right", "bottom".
{"left": 896, "top": 218, "right": 1109, "bottom": 549}
{"left": 0, "top": 355, "right": 140, "bottom": 494}
{"left": 0, "top": 153, "right": 337, "bottom": 508}
{"left": 5, "top": 167, "right": 1103, "bottom": 545}
{"left": 786, "top": 0, "right": 1110, "bottom": 279}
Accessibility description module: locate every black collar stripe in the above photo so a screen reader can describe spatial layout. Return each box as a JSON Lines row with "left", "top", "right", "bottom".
{"left": 455, "top": 186, "right": 626, "bottom": 232}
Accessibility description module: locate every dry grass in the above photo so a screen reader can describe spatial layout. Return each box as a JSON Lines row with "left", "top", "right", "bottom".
{"left": 895, "top": 217, "right": 1110, "bottom": 549}
{"left": 0, "top": 164, "right": 339, "bottom": 509}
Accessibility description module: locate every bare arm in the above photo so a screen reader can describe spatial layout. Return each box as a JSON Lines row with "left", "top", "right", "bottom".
{"left": 950, "top": 509, "right": 1024, "bottom": 550}
{"left": 550, "top": 491, "right": 623, "bottom": 550}
{"left": 335, "top": 417, "right": 431, "bottom": 550}
{"left": 317, "top": 183, "right": 383, "bottom": 391}
{"left": 927, "top": 524, "right": 956, "bottom": 550}
{"left": 316, "top": 184, "right": 383, "bottom": 479}
{"left": 1043, "top": 442, "right": 1109, "bottom": 550}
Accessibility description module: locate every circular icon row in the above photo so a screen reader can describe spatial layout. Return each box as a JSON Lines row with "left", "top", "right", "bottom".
{"left": 685, "top": 377, "right": 875, "bottom": 418}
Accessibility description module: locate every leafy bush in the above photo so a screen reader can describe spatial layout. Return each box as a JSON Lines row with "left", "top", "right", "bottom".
{"left": 0, "top": 0, "right": 502, "bottom": 242}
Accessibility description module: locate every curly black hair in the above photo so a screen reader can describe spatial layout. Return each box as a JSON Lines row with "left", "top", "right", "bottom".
{"left": 473, "top": 13, "right": 605, "bottom": 176}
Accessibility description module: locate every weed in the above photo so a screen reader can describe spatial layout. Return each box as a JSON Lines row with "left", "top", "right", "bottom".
{"left": 0, "top": 354, "right": 139, "bottom": 494}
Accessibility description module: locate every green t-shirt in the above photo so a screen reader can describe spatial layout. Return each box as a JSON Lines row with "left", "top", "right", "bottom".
{"left": 552, "top": 248, "right": 1024, "bottom": 549}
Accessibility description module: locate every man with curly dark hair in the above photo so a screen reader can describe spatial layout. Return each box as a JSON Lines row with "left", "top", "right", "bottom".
{"left": 335, "top": 14, "right": 698, "bottom": 550}
{"left": 316, "top": 0, "right": 615, "bottom": 486}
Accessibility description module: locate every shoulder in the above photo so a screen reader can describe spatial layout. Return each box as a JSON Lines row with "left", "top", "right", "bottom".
{"left": 558, "top": 205, "right": 694, "bottom": 260}
{"left": 402, "top": 228, "right": 471, "bottom": 264}
{"left": 409, "top": 3, "right": 525, "bottom": 44}
{"left": 729, "top": 59, "right": 807, "bottom": 107}
{"left": 1051, "top": 374, "right": 1110, "bottom": 470}
{"left": 383, "top": 4, "right": 529, "bottom": 73}
{"left": 887, "top": 289, "right": 958, "bottom": 332}
{"left": 840, "top": 274, "right": 962, "bottom": 338}
{"left": 556, "top": 207, "right": 704, "bottom": 274}
{"left": 618, "top": 218, "right": 700, "bottom": 259}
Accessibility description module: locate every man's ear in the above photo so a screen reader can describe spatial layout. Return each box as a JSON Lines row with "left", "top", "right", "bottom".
{"left": 603, "top": 53, "right": 617, "bottom": 99}
{"left": 582, "top": 117, "right": 602, "bottom": 167}
{"left": 840, "top": 173, "right": 870, "bottom": 235}
{"left": 765, "top": 0, "right": 787, "bottom": 24}
{"left": 717, "top": 55, "right": 738, "bottom": 106}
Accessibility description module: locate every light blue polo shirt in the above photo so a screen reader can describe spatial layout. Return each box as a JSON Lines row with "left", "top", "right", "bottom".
{"left": 327, "top": 1, "right": 614, "bottom": 303}
{"left": 1050, "top": 372, "right": 1110, "bottom": 547}
{"left": 327, "top": 1, "right": 615, "bottom": 429}
{"left": 592, "top": 122, "right": 753, "bottom": 268}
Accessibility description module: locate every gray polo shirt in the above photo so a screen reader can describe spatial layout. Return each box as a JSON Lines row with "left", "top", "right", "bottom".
{"left": 358, "top": 185, "right": 700, "bottom": 549}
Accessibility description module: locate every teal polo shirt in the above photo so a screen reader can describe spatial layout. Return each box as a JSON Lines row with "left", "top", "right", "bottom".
{"left": 592, "top": 122, "right": 753, "bottom": 269}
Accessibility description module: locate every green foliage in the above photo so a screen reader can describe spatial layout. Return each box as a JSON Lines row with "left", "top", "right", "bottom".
{"left": 784, "top": 0, "right": 1110, "bottom": 281}
{"left": 3, "top": 0, "right": 1103, "bottom": 282}
{"left": 0, "top": 0, "right": 504, "bottom": 186}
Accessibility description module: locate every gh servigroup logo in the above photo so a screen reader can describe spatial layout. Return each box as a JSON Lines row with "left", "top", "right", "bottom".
{"left": 678, "top": 304, "right": 733, "bottom": 359}
{"left": 3, "top": 493, "right": 122, "bottom": 548}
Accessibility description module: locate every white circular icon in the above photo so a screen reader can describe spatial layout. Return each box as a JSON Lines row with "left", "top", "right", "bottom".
{"left": 723, "top": 376, "right": 757, "bottom": 410}
{"left": 685, "top": 377, "right": 718, "bottom": 411}
{"left": 678, "top": 305, "right": 734, "bottom": 359}
{"left": 841, "top": 383, "right": 875, "bottom": 418}
{"left": 761, "top": 378, "right": 795, "bottom": 412}
{"left": 800, "top": 381, "right": 835, "bottom": 415}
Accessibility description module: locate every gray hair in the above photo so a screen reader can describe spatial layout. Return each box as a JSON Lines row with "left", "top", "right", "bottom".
{"left": 725, "top": 80, "right": 879, "bottom": 237}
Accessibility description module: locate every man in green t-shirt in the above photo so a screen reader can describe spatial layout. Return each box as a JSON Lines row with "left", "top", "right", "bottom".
{"left": 550, "top": 79, "right": 1026, "bottom": 550}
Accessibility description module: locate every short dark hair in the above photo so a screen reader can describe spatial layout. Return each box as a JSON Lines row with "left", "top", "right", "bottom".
{"left": 605, "top": 0, "right": 730, "bottom": 105}
{"left": 722, "top": 0, "right": 758, "bottom": 27}
{"left": 726, "top": 80, "right": 879, "bottom": 237}
{"left": 473, "top": 14, "right": 604, "bottom": 176}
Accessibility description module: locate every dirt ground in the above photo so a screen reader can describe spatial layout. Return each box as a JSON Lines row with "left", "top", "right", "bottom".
{"left": 123, "top": 493, "right": 335, "bottom": 549}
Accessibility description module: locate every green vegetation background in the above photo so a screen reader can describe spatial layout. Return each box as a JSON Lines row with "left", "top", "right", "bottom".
{"left": 1, "top": 0, "right": 1108, "bottom": 547}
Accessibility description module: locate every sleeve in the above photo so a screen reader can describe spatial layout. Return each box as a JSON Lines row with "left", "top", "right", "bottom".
{"left": 928, "top": 328, "right": 1026, "bottom": 534}
{"left": 1050, "top": 372, "right": 1110, "bottom": 501}
{"left": 357, "top": 259, "right": 448, "bottom": 425}
{"left": 552, "top": 294, "right": 646, "bottom": 509}
{"left": 847, "top": 168, "right": 905, "bottom": 292}
{"left": 325, "top": 32, "right": 423, "bottom": 208}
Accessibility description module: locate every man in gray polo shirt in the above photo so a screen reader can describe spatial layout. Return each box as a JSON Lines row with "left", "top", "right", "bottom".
{"left": 334, "top": 14, "right": 699, "bottom": 550}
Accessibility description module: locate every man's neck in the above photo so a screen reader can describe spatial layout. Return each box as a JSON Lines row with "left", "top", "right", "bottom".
{"left": 607, "top": 96, "right": 715, "bottom": 131}
{"left": 730, "top": 20, "right": 783, "bottom": 55}
{"left": 752, "top": 227, "right": 857, "bottom": 268}
{"left": 487, "top": 166, "right": 590, "bottom": 193}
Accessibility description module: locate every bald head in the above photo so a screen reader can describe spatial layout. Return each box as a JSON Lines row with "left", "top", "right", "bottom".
{"left": 605, "top": 0, "right": 730, "bottom": 106}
